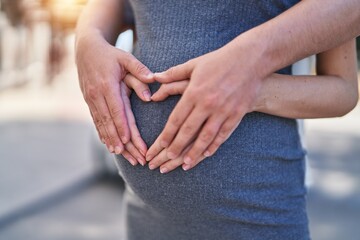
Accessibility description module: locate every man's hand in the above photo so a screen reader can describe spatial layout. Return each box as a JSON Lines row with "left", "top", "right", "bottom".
{"left": 76, "top": 34, "right": 154, "bottom": 156}
{"left": 146, "top": 45, "right": 263, "bottom": 170}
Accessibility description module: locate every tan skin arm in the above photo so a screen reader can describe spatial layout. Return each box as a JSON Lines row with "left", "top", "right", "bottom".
{"left": 147, "top": 40, "right": 358, "bottom": 120}
{"left": 75, "top": 0, "right": 154, "bottom": 166}
{"left": 254, "top": 40, "right": 359, "bottom": 119}
{"left": 127, "top": 40, "right": 359, "bottom": 173}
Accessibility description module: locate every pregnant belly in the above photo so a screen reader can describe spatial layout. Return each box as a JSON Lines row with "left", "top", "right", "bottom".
{"left": 129, "top": 88, "right": 180, "bottom": 147}
{"left": 115, "top": 92, "right": 306, "bottom": 224}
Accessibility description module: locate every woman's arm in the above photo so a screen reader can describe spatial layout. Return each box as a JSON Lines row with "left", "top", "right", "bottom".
{"left": 75, "top": 0, "right": 154, "bottom": 164}
{"left": 76, "top": 0, "right": 124, "bottom": 45}
{"left": 254, "top": 40, "right": 358, "bottom": 119}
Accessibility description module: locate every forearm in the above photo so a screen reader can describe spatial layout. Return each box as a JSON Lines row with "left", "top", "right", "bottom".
{"left": 76, "top": 0, "right": 124, "bottom": 46}
{"left": 254, "top": 74, "right": 359, "bottom": 119}
{"left": 229, "top": 0, "right": 360, "bottom": 79}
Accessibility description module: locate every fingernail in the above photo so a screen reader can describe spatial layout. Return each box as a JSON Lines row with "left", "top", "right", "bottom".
{"left": 146, "top": 73, "right": 154, "bottom": 79}
{"left": 130, "top": 159, "right": 137, "bottom": 166}
{"left": 167, "top": 152, "right": 177, "bottom": 159}
{"left": 204, "top": 151, "right": 211, "bottom": 157}
{"left": 138, "top": 158, "right": 145, "bottom": 166}
{"left": 184, "top": 156, "right": 192, "bottom": 165}
{"left": 154, "top": 72, "right": 163, "bottom": 77}
{"left": 101, "top": 138, "right": 106, "bottom": 144}
{"left": 109, "top": 145, "right": 114, "bottom": 153}
{"left": 143, "top": 90, "right": 151, "bottom": 102}
{"left": 182, "top": 164, "right": 190, "bottom": 171}
{"left": 149, "top": 164, "right": 155, "bottom": 170}
{"left": 160, "top": 140, "right": 169, "bottom": 148}
{"left": 115, "top": 146, "right": 123, "bottom": 155}
{"left": 160, "top": 168, "right": 168, "bottom": 174}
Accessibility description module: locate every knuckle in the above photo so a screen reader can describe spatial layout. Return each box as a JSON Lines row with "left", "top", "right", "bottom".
{"left": 170, "top": 116, "right": 182, "bottom": 128}
{"left": 218, "top": 128, "right": 229, "bottom": 139}
{"left": 202, "top": 95, "right": 218, "bottom": 109}
{"left": 167, "top": 67, "right": 176, "bottom": 78}
{"left": 182, "top": 124, "right": 194, "bottom": 136}
{"left": 87, "top": 87, "right": 99, "bottom": 101}
{"left": 100, "top": 80, "right": 112, "bottom": 93}
{"left": 121, "top": 52, "right": 132, "bottom": 63}
{"left": 234, "top": 106, "right": 246, "bottom": 116}
{"left": 134, "top": 61, "right": 147, "bottom": 74}
{"left": 101, "top": 114, "right": 112, "bottom": 124}
{"left": 109, "top": 106, "right": 123, "bottom": 117}
{"left": 200, "top": 129, "right": 215, "bottom": 142}
{"left": 107, "top": 135, "right": 115, "bottom": 143}
{"left": 94, "top": 118, "right": 103, "bottom": 128}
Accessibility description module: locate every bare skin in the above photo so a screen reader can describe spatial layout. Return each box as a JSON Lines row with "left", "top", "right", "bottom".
{"left": 76, "top": 0, "right": 153, "bottom": 166}
{"left": 76, "top": 0, "right": 360, "bottom": 167}
{"left": 131, "top": 40, "right": 357, "bottom": 173}
{"left": 145, "top": 0, "right": 360, "bottom": 170}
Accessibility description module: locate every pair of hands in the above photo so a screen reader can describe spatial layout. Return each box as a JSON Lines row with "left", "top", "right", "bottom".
{"left": 76, "top": 35, "right": 262, "bottom": 173}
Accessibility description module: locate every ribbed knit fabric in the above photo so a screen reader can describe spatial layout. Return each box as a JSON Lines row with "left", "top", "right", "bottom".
{"left": 114, "top": 1, "right": 309, "bottom": 239}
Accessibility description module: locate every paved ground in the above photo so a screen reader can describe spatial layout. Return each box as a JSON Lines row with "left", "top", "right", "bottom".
{"left": 0, "top": 23, "right": 359, "bottom": 240}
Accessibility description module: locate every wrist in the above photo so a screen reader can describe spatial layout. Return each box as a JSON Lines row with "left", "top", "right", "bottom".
{"left": 75, "top": 29, "right": 109, "bottom": 62}
{"left": 228, "top": 24, "right": 285, "bottom": 81}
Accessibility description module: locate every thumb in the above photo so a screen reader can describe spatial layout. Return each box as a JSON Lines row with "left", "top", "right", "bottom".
{"left": 121, "top": 52, "right": 154, "bottom": 83}
{"left": 124, "top": 74, "right": 152, "bottom": 102}
{"left": 155, "top": 59, "right": 195, "bottom": 83}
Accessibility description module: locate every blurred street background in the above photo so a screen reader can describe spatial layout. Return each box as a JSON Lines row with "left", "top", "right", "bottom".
{"left": 0, "top": 1, "right": 359, "bottom": 240}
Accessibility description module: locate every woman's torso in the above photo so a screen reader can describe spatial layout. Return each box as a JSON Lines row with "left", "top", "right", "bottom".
{"left": 115, "top": 1, "right": 309, "bottom": 239}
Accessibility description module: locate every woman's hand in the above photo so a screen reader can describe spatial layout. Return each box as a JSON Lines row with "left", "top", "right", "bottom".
{"left": 76, "top": 33, "right": 154, "bottom": 155}
{"left": 123, "top": 74, "right": 193, "bottom": 171}
{"left": 118, "top": 77, "right": 151, "bottom": 166}
{"left": 146, "top": 44, "right": 263, "bottom": 169}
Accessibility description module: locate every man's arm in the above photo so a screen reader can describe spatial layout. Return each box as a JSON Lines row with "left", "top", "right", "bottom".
{"left": 235, "top": 0, "right": 360, "bottom": 79}
{"left": 147, "top": 0, "right": 360, "bottom": 169}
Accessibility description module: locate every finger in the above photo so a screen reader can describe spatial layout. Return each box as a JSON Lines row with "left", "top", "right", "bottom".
{"left": 104, "top": 82, "right": 131, "bottom": 144}
{"left": 204, "top": 114, "right": 243, "bottom": 157}
{"left": 85, "top": 89, "right": 108, "bottom": 145}
{"left": 146, "top": 138, "right": 164, "bottom": 162}
{"left": 159, "top": 143, "right": 193, "bottom": 174}
{"left": 124, "top": 74, "right": 151, "bottom": 102}
{"left": 148, "top": 149, "right": 168, "bottom": 170}
{"left": 159, "top": 156, "right": 184, "bottom": 174}
{"left": 166, "top": 106, "right": 208, "bottom": 160}
{"left": 124, "top": 141, "right": 146, "bottom": 166}
{"left": 122, "top": 149, "right": 139, "bottom": 166}
{"left": 89, "top": 107, "right": 106, "bottom": 144}
{"left": 121, "top": 81, "right": 148, "bottom": 157}
{"left": 151, "top": 81, "right": 189, "bottom": 102}
{"left": 154, "top": 60, "right": 195, "bottom": 83}
{"left": 121, "top": 52, "right": 154, "bottom": 83}
{"left": 183, "top": 114, "right": 226, "bottom": 165}
{"left": 92, "top": 96, "right": 124, "bottom": 154}
{"left": 182, "top": 154, "right": 206, "bottom": 171}
{"left": 156, "top": 96, "right": 195, "bottom": 149}
{"left": 89, "top": 103, "right": 113, "bottom": 151}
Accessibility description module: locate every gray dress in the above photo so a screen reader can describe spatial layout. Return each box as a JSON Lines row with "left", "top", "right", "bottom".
{"left": 114, "top": 0, "right": 309, "bottom": 239}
